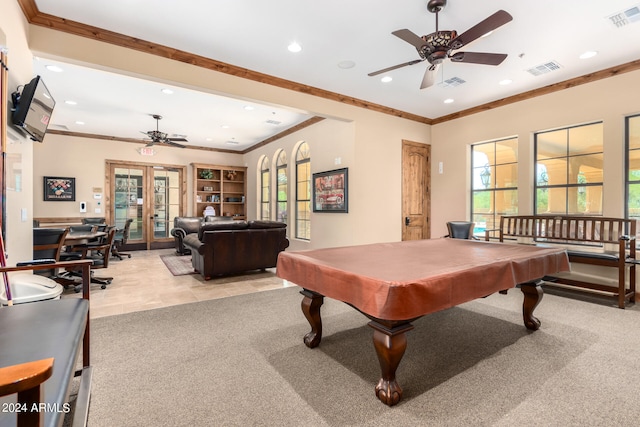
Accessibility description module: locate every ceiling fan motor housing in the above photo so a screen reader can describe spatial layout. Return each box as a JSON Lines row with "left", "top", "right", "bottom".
{"left": 421, "top": 30, "right": 456, "bottom": 63}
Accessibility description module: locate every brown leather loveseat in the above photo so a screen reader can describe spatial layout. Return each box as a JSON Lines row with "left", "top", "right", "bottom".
{"left": 170, "top": 216, "right": 233, "bottom": 255}
{"left": 182, "top": 220, "right": 289, "bottom": 280}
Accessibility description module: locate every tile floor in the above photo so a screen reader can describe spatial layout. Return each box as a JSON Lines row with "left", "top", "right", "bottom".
{"left": 62, "top": 248, "right": 292, "bottom": 319}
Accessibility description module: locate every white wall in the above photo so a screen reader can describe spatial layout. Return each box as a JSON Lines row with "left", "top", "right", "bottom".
{"left": 33, "top": 135, "right": 243, "bottom": 218}
{"left": 27, "top": 26, "right": 431, "bottom": 250}
{"left": 13, "top": 17, "right": 640, "bottom": 256}
{"left": 1, "top": 1, "right": 38, "bottom": 264}
{"left": 431, "top": 69, "right": 640, "bottom": 238}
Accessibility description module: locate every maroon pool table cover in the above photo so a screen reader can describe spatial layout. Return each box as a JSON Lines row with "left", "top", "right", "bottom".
{"left": 276, "top": 238, "right": 570, "bottom": 320}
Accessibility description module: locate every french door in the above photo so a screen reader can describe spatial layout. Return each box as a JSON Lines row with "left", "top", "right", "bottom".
{"left": 106, "top": 160, "right": 187, "bottom": 250}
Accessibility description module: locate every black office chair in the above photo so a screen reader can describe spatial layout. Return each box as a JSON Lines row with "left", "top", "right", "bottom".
{"left": 445, "top": 221, "right": 476, "bottom": 239}
{"left": 32, "top": 228, "right": 70, "bottom": 281}
{"left": 64, "top": 226, "right": 116, "bottom": 290}
{"left": 112, "top": 218, "right": 133, "bottom": 260}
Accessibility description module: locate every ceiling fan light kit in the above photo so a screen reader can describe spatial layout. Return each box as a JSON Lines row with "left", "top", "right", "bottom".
{"left": 369, "top": 0, "right": 513, "bottom": 89}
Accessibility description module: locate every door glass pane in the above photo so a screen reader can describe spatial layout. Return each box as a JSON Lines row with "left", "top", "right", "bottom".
{"left": 114, "top": 167, "right": 144, "bottom": 241}
{"left": 153, "top": 169, "right": 180, "bottom": 239}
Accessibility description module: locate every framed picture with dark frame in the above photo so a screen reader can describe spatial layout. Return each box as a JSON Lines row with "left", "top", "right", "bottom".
{"left": 312, "top": 168, "right": 348, "bottom": 213}
{"left": 43, "top": 176, "right": 76, "bottom": 201}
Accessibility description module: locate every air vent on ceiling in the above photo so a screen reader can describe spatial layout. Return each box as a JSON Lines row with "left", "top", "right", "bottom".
{"left": 265, "top": 120, "right": 282, "bottom": 126}
{"left": 607, "top": 5, "right": 640, "bottom": 28}
{"left": 437, "top": 76, "right": 466, "bottom": 88}
{"left": 526, "top": 61, "right": 562, "bottom": 77}
{"left": 225, "top": 140, "right": 239, "bottom": 145}
{"left": 171, "top": 133, "right": 187, "bottom": 139}
{"left": 50, "top": 124, "right": 70, "bottom": 130}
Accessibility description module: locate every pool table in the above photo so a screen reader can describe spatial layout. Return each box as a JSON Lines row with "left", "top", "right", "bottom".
{"left": 276, "top": 238, "right": 570, "bottom": 406}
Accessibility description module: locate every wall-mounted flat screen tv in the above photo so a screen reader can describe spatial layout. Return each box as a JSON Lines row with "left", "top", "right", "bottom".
{"left": 11, "top": 75, "right": 56, "bottom": 142}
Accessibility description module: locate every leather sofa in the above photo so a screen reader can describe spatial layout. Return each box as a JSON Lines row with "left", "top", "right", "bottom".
{"left": 182, "top": 220, "right": 289, "bottom": 280}
{"left": 170, "top": 216, "right": 233, "bottom": 255}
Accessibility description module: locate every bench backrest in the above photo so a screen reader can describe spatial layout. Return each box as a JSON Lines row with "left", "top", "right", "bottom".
{"left": 497, "top": 215, "right": 636, "bottom": 246}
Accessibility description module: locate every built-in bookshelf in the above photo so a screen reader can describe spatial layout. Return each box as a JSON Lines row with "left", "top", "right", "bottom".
{"left": 191, "top": 163, "right": 247, "bottom": 219}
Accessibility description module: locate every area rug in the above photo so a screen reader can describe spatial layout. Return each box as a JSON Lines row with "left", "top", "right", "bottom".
{"left": 159, "top": 253, "right": 196, "bottom": 276}
{"left": 72, "top": 286, "right": 640, "bottom": 426}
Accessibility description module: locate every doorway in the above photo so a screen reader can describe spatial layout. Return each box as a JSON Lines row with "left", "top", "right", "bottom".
{"left": 106, "top": 160, "right": 187, "bottom": 250}
{"left": 402, "top": 140, "right": 431, "bottom": 240}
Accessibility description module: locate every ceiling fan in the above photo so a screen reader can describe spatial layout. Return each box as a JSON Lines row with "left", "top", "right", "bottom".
{"left": 368, "top": 0, "right": 513, "bottom": 89}
{"left": 141, "top": 114, "right": 188, "bottom": 148}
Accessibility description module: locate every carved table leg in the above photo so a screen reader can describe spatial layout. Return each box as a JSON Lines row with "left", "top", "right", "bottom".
{"left": 300, "top": 289, "right": 324, "bottom": 348}
{"left": 520, "top": 280, "right": 544, "bottom": 330}
{"left": 368, "top": 320, "right": 415, "bottom": 406}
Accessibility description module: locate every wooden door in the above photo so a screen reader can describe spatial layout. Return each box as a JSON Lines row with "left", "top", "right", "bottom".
{"left": 106, "top": 160, "right": 186, "bottom": 250}
{"left": 402, "top": 140, "right": 431, "bottom": 240}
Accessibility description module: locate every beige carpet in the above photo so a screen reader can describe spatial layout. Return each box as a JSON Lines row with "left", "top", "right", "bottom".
{"left": 75, "top": 285, "right": 640, "bottom": 426}
{"left": 159, "top": 253, "right": 196, "bottom": 276}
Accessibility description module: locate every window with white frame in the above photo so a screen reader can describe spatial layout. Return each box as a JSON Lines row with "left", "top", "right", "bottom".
{"left": 260, "top": 156, "right": 270, "bottom": 220}
{"left": 471, "top": 137, "right": 518, "bottom": 237}
{"left": 535, "top": 122, "right": 603, "bottom": 215}
{"left": 295, "top": 142, "right": 311, "bottom": 240}
{"left": 276, "top": 150, "right": 288, "bottom": 224}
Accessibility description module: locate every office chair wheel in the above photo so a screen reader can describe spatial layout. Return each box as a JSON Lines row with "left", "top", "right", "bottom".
{"left": 101, "top": 284, "right": 107, "bottom": 289}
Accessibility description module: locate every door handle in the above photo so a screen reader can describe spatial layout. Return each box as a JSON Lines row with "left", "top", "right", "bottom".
{"left": 405, "top": 217, "right": 410, "bottom": 226}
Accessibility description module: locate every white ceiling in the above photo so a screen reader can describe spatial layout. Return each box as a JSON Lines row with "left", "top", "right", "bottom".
{"left": 26, "top": 0, "right": 640, "bottom": 151}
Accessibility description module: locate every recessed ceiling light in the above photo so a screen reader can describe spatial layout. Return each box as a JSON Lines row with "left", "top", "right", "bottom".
{"left": 579, "top": 51, "right": 598, "bottom": 59}
{"left": 45, "top": 65, "right": 63, "bottom": 72}
{"left": 75, "top": 121, "right": 85, "bottom": 125}
{"left": 221, "top": 125, "right": 230, "bottom": 129}
{"left": 65, "top": 100, "right": 77, "bottom": 105}
{"left": 499, "top": 79, "right": 513, "bottom": 85}
{"left": 205, "top": 138, "right": 213, "bottom": 142}
{"left": 161, "top": 88, "right": 174, "bottom": 95}
{"left": 338, "top": 60, "right": 356, "bottom": 69}
{"left": 381, "top": 76, "right": 393, "bottom": 83}
{"left": 287, "top": 42, "right": 302, "bottom": 53}
{"left": 443, "top": 98, "right": 454, "bottom": 104}
{"left": 243, "top": 105, "right": 255, "bottom": 111}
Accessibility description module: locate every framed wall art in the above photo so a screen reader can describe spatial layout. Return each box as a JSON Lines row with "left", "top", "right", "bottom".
{"left": 312, "top": 168, "right": 348, "bottom": 213}
{"left": 44, "top": 176, "right": 76, "bottom": 201}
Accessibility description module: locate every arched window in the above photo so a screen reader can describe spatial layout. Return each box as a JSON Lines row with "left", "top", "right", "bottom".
{"left": 295, "top": 142, "right": 311, "bottom": 240}
{"left": 260, "top": 156, "right": 270, "bottom": 220}
{"left": 276, "top": 150, "right": 288, "bottom": 224}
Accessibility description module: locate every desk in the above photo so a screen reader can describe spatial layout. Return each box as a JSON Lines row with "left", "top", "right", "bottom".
{"left": 65, "top": 230, "right": 106, "bottom": 246}
{"left": 276, "top": 238, "right": 570, "bottom": 406}
{"left": 0, "top": 260, "right": 93, "bottom": 427}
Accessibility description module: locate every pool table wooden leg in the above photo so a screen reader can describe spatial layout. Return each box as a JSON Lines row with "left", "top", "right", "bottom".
{"left": 520, "top": 279, "right": 544, "bottom": 330}
{"left": 300, "top": 289, "right": 324, "bottom": 348}
{"left": 368, "top": 320, "right": 415, "bottom": 406}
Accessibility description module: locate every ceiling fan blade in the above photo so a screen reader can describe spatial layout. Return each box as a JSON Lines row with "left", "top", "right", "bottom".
{"left": 450, "top": 10, "right": 513, "bottom": 50}
{"left": 392, "top": 29, "right": 426, "bottom": 50}
{"left": 164, "top": 140, "right": 186, "bottom": 148}
{"left": 449, "top": 52, "right": 507, "bottom": 65}
{"left": 368, "top": 59, "right": 424, "bottom": 77}
{"left": 420, "top": 64, "right": 439, "bottom": 89}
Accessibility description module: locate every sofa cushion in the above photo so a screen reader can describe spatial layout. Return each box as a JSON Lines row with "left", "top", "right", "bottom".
{"left": 198, "top": 221, "right": 249, "bottom": 240}
{"left": 248, "top": 220, "right": 287, "bottom": 229}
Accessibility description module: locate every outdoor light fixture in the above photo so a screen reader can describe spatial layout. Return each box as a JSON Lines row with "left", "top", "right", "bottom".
{"left": 480, "top": 165, "right": 491, "bottom": 188}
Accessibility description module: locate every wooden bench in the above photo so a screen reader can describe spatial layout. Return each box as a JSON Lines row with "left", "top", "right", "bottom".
{"left": 485, "top": 215, "right": 636, "bottom": 308}
{"left": 0, "top": 260, "right": 93, "bottom": 427}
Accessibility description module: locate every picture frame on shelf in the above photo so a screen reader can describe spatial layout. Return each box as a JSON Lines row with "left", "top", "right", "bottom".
{"left": 43, "top": 176, "right": 76, "bottom": 201}
{"left": 312, "top": 168, "right": 348, "bottom": 213}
